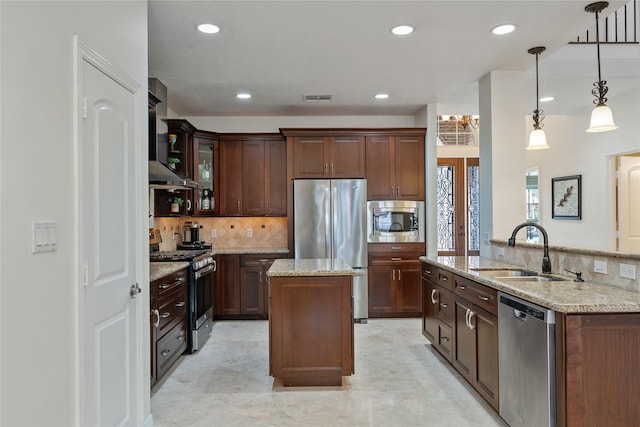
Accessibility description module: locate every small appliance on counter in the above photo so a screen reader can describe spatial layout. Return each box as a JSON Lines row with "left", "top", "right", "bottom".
{"left": 182, "top": 221, "right": 200, "bottom": 243}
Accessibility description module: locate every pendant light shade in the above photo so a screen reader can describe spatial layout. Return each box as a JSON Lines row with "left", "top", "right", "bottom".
{"left": 585, "top": 2, "right": 618, "bottom": 133}
{"left": 587, "top": 104, "right": 618, "bottom": 132}
{"left": 526, "top": 46, "right": 550, "bottom": 150}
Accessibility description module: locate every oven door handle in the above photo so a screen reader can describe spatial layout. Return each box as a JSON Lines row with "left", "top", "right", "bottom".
{"left": 195, "top": 264, "right": 215, "bottom": 279}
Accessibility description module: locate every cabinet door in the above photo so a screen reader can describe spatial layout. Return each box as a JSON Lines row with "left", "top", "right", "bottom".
{"left": 192, "top": 135, "right": 217, "bottom": 215}
{"left": 293, "top": 136, "right": 328, "bottom": 178}
{"left": 396, "top": 263, "right": 421, "bottom": 314}
{"left": 368, "top": 265, "right": 395, "bottom": 316}
{"left": 329, "top": 135, "right": 365, "bottom": 178}
{"left": 239, "top": 266, "right": 267, "bottom": 315}
{"left": 219, "top": 141, "right": 243, "bottom": 215}
{"left": 422, "top": 279, "right": 439, "bottom": 343}
{"left": 216, "top": 255, "right": 240, "bottom": 315}
{"left": 265, "top": 140, "right": 287, "bottom": 215}
{"left": 365, "top": 135, "right": 394, "bottom": 200}
{"left": 473, "top": 305, "right": 499, "bottom": 410}
{"left": 453, "top": 297, "right": 474, "bottom": 382}
{"left": 242, "top": 140, "right": 265, "bottom": 216}
{"left": 394, "top": 135, "right": 425, "bottom": 200}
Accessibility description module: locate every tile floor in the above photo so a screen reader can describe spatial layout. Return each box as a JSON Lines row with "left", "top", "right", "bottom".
{"left": 151, "top": 319, "right": 507, "bottom": 427}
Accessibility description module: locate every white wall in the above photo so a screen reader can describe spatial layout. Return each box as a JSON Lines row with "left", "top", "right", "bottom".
{"left": 526, "top": 82, "right": 640, "bottom": 250}
{"left": 0, "top": 1, "right": 148, "bottom": 425}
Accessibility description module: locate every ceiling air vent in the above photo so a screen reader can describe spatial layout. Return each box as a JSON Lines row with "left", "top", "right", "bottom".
{"left": 304, "top": 94, "right": 333, "bottom": 103}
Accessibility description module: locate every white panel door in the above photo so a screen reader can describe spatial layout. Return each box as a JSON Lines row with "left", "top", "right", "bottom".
{"left": 80, "top": 52, "right": 139, "bottom": 426}
{"left": 619, "top": 156, "right": 640, "bottom": 253}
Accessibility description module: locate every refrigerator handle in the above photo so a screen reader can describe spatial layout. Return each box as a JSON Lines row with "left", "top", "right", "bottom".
{"left": 325, "top": 184, "right": 332, "bottom": 258}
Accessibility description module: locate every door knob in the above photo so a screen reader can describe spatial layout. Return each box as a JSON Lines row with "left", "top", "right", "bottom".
{"left": 130, "top": 283, "right": 142, "bottom": 298}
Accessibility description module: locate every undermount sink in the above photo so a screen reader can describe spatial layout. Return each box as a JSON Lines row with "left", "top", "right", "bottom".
{"left": 471, "top": 268, "right": 567, "bottom": 282}
{"left": 471, "top": 268, "right": 539, "bottom": 278}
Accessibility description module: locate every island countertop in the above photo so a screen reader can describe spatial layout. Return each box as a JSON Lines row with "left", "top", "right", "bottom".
{"left": 150, "top": 261, "right": 190, "bottom": 282}
{"left": 267, "top": 258, "right": 355, "bottom": 277}
{"left": 420, "top": 255, "right": 640, "bottom": 313}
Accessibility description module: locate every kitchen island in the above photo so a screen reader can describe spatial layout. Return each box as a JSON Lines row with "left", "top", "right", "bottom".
{"left": 267, "top": 258, "right": 355, "bottom": 386}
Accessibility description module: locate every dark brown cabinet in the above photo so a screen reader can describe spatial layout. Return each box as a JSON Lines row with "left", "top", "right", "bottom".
{"left": 192, "top": 132, "right": 218, "bottom": 215}
{"left": 368, "top": 243, "right": 424, "bottom": 317}
{"left": 167, "top": 119, "right": 195, "bottom": 180}
{"left": 290, "top": 134, "right": 365, "bottom": 178}
{"left": 365, "top": 134, "right": 425, "bottom": 200}
{"left": 219, "top": 135, "right": 286, "bottom": 216}
{"left": 269, "top": 274, "right": 354, "bottom": 386}
{"left": 216, "top": 253, "right": 281, "bottom": 319}
{"left": 421, "top": 260, "right": 498, "bottom": 410}
{"left": 150, "top": 267, "right": 189, "bottom": 387}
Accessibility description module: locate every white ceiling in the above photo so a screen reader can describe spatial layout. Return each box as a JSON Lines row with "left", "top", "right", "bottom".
{"left": 148, "top": 0, "right": 632, "bottom": 117}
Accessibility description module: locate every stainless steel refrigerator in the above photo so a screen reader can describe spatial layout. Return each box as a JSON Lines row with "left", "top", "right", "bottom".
{"left": 293, "top": 179, "right": 368, "bottom": 322}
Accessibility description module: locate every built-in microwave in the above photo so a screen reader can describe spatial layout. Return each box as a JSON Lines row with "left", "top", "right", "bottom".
{"left": 367, "top": 200, "right": 425, "bottom": 243}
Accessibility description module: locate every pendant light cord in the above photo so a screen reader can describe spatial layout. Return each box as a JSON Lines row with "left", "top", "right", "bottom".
{"left": 595, "top": 9, "right": 603, "bottom": 84}
{"left": 535, "top": 52, "right": 540, "bottom": 114}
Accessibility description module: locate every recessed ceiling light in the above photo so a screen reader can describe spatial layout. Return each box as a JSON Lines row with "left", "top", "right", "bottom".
{"left": 540, "top": 96, "right": 555, "bottom": 102}
{"left": 197, "top": 23, "right": 220, "bottom": 34}
{"left": 391, "top": 25, "right": 414, "bottom": 36}
{"left": 374, "top": 93, "right": 390, "bottom": 99}
{"left": 491, "top": 24, "right": 516, "bottom": 35}
{"left": 236, "top": 93, "right": 251, "bottom": 99}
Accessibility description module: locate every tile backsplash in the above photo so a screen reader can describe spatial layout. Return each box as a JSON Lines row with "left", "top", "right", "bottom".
{"left": 490, "top": 240, "right": 640, "bottom": 293}
{"left": 153, "top": 216, "right": 288, "bottom": 251}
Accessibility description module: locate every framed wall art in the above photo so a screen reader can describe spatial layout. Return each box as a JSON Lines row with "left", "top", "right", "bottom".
{"left": 552, "top": 175, "right": 581, "bottom": 220}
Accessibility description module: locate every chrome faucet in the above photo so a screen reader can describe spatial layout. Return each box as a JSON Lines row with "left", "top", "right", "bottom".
{"left": 507, "top": 223, "right": 551, "bottom": 274}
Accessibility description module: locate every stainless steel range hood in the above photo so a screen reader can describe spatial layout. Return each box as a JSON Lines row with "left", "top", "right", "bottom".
{"left": 149, "top": 160, "right": 199, "bottom": 189}
{"left": 148, "top": 78, "right": 199, "bottom": 190}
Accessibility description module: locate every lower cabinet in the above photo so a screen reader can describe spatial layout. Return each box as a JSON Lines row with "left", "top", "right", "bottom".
{"left": 150, "top": 267, "right": 189, "bottom": 387}
{"left": 421, "top": 260, "right": 499, "bottom": 411}
{"left": 216, "top": 253, "right": 280, "bottom": 319}
{"left": 368, "top": 244, "right": 424, "bottom": 317}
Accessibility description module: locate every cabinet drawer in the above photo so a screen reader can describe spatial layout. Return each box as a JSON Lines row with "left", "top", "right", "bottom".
{"left": 157, "top": 287, "right": 188, "bottom": 337}
{"left": 368, "top": 243, "right": 425, "bottom": 253}
{"left": 435, "top": 322, "right": 453, "bottom": 362}
{"left": 370, "top": 252, "right": 422, "bottom": 266}
{"left": 422, "top": 263, "right": 454, "bottom": 291}
{"left": 154, "top": 269, "right": 188, "bottom": 299}
{"left": 240, "top": 254, "right": 279, "bottom": 268}
{"left": 453, "top": 274, "right": 497, "bottom": 315}
{"left": 156, "top": 321, "right": 188, "bottom": 378}
{"left": 435, "top": 287, "right": 454, "bottom": 326}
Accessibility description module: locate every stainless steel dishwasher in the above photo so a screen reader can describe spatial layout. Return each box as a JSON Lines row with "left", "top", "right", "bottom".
{"left": 498, "top": 292, "right": 556, "bottom": 427}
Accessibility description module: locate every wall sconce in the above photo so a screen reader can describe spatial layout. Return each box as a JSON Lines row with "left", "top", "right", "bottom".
{"left": 585, "top": 1, "right": 618, "bottom": 132}
{"left": 527, "top": 46, "right": 550, "bottom": 150}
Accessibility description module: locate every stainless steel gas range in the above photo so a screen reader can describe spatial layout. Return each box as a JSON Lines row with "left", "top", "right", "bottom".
{"left": 150, "top": 248, "right": 216, "bottom": 353}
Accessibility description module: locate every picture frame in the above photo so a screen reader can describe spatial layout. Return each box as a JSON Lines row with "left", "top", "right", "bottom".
{"left": 552, "top": 175, "right": 581, "bottom": 220}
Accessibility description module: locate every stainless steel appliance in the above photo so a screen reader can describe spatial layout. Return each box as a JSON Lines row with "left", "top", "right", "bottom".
{"left": 367, "top": 200, "right": 425, "bottom": 243}
{"left": 150, "top": 248, "right": 216, "bottom": 353}
{"left": 182, "top": 221, "right": 199, "bottom": 244}
{"left": 499, "top": 292, "right": 556, "bottom": 427}
{"left": 293, "top": 179, "right": 368, "bottom": 321}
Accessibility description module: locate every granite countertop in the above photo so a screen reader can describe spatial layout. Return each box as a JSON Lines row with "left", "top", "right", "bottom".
{"left": 210, "top": 248, "right": 289, "bottom": 255}
{"left": 150, "top": 261, "right": 189, "bottom": 282}
{"left": 267, "top": 258, "right": 355, "bottom": 277}
{"left": 420, "top": 255, "right": 640, "bottom": 313}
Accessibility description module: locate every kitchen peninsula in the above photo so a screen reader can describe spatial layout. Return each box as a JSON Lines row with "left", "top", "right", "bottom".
{"left": 267, "top": 258, "right": 355, "bottom": 386}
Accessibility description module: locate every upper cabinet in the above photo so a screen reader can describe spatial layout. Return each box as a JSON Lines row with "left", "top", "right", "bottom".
{"left": 288, "top": 132, "right": 365, "bottom": 178}
{"left": 167, "top": 119, "right": 195, "bottom": 180}
{"left": 219, "top": 134, "right": 287, "bottom": 216}
{"left": 366, "top": 132, "right": 425, "bottom": 200}
{"left": 192, "top": 131, "right": 219, "bottom": 216}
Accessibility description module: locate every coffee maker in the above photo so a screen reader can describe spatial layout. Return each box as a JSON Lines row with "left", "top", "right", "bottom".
{"left": 182, "top": 221, "right": 200, "bottom": 244}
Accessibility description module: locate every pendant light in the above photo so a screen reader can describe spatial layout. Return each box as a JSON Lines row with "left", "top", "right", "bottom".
{"left": 585, "top": 1, "right": 618, "bottom": 132}
{"left": 527, "top": 46, "right": 549, "bottom": 150}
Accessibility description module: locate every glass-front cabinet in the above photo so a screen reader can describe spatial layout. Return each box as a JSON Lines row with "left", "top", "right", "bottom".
{"left": 193, "top": 132, "right": 219, "bottom": 216}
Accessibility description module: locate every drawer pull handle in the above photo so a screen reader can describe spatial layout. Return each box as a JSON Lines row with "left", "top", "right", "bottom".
{"left": 424, "top": 269, "right": 432, "bottom": 274}
{"left": 430, "top": 289, "right": 439, "bottom": 304}
{"left": 440, "top": 276, "right": 448, "bottom": 281}
{"left": 391, "top": 257, "right": 402, "bottom": 261}
{"left": 161, "top": 349, "right": 171, "bottom": 356}
{"left": 441, "top": 337, "right": 450, "bottom": 342}
{"left": 478, "top": 295, "right": 490, "bottom": 301}
{"left": 258, "top": 259, "right": 270, "bottom": 263}
{"left": 161, "top": 312, "right": 171, "bottom": 318}
{"left": 458, "top": 284, "right": 466, "bottom": 290}
{"left": 439, "top": 302, "right": 448, "bottom": 308}
{"left": 175, "top": 301, "right": 186, "bottom": 307}
{"left": 391, "top": 246, "right": 401, "bottom": 250}
{"left": 159, "top": 284, "right": 170, "bottom": 289}
{"left": 177, "top": 335, "right": 184, "bottom": 341}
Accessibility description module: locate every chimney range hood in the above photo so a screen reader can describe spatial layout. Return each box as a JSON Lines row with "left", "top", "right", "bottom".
{"left": 148, "top": 78, "right": 199, "bottom": 190}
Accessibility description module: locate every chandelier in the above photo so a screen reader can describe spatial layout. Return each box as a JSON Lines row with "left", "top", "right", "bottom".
{"left": 441, "top": 115, "right": 479, "bottom": 130}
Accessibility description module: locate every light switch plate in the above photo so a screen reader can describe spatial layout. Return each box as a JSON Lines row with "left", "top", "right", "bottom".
{"left": 594, "top": 260, "right": 607, "bottom": 274}
{"left": 620, "top": 263, "right": 636, "bottom": 280}
{"left": 211, "top": 229, "right": 217, "bottom": 238}
{"left": 246, "top": 228, "right": 253, "bottom": 237}
{"left": 32, "top": 221, "right": 57, "bottom": 253}
{"left": 497, "top": 247, "right": 505, "bottom": 257}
